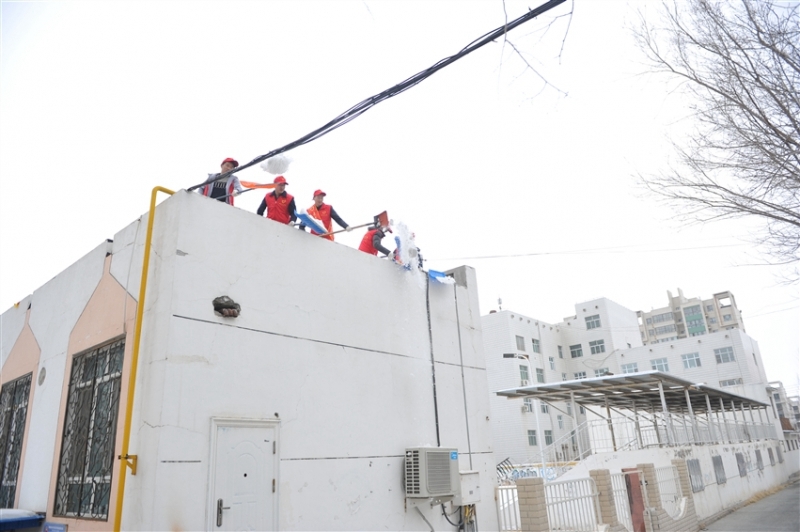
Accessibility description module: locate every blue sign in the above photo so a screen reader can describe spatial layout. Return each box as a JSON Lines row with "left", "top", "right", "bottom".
{"left": 450, "top": 451, "right": 458, "bottom": 460}
{"left": 44, "top": 524, "right": 68, "bottom": 532}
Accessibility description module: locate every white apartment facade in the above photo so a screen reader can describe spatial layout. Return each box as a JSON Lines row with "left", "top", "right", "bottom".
{"left": 484, "top": 294, "right": 787, "bottom": 468}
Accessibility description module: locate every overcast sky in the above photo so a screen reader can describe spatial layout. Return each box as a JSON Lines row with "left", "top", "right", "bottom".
{"left": 1, "top": 0, "right": 797, "bottom": 394}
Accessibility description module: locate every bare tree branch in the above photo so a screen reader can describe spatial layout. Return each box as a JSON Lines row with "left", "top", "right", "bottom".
{"left": 633, "top": 0, "right": 800, "bottom": 282}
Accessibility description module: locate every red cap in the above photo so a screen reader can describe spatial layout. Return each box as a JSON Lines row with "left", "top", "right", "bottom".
{"left": 273, "top": 176, "right": 288, "bottom": 185}
{"left": 313, "top": 189, "right": 326, "bottom": 198}
{"left": 221, "top": 157, "right": 239, "bottom": 167}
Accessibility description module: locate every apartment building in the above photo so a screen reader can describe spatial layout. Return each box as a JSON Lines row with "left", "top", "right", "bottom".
{"left": 484, "top": 294, "right": 783, "bottom": 468}
{"left": 637, "top": 288, "right": 744, "bottom": 345}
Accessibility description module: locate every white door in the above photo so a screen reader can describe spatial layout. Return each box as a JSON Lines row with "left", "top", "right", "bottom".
{"left": 210, "top": 420, "right": 277, "bottom": 531}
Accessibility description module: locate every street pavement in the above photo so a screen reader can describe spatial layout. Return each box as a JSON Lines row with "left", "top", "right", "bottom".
{"left": 704, "top": 481, "right": 800, "bottom": 532}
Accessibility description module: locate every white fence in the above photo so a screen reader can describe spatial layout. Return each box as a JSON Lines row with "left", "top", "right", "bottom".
{"left": 496, "top": 485, "right": 521, "bottom": 532}
{"left": 610, "top": 472, "right": 635, "bottom": 532}
{"left": 544, "top": 477, "right": 600, "bottom": 532}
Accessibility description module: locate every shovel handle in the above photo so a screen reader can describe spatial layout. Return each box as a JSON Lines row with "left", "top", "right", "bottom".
{"left": 320, "top": 221, "right": 372, "bottom": 237}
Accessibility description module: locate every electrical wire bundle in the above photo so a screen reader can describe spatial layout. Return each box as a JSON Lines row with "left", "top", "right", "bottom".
{"left": 188, "top": 0, "right": 566, "bottom": 192}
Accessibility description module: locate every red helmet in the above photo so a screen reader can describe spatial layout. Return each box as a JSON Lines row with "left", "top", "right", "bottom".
{"left": 221, "top": 157, "right": 239, "bottom": 167}
{"left": 273, "top": 176, "right": 288, "bottom": 185}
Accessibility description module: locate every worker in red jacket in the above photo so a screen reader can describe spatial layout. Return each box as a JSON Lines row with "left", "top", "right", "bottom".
{"left": 302, "top": 189, "right": 351, "bottom": 240}
{"left": 359, "top": 225, "right": 392, "bottom": 256}
{"left": 257, "top": 176, "right": 297, "bottom": 224}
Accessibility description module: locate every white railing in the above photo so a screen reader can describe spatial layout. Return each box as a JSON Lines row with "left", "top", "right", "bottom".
{"left": 610, "top": 472, "right": 635, "bottom": 532}
{"left": 544, "top": 477, "right": 600, "bottom": 532}
{"left": 496, "top": 485, "right": 521, "bottom": 532}
{"left": 654, "top": 465, "right": 682, "bottom": 518}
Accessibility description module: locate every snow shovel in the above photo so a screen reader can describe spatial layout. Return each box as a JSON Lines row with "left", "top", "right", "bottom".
{"left": 321, "top": 211, "right": 389, "bottom": 237}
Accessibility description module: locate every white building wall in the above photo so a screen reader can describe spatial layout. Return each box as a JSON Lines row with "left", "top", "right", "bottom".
{"left": 119, "top": 192, "right": 497, "bottom": 531}
{"left": 1, "top": 191, "right": 498, "bottom": 531}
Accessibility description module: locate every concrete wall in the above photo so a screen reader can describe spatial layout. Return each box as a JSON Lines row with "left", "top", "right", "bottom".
{"left": 117, "top": 192, "right": 497, "bottom": 531}
{"left": 1, "top": 191, "right": 498, "bottom": 531}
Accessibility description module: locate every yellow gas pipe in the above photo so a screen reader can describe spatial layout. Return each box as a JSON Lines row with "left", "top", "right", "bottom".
{"left": 113, "top": 186, "right": 174, "bottom": 531}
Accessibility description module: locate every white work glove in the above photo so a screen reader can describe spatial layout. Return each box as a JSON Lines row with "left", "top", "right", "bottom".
{"left": 346, "top": 226, "right": 353, "bottom": 232}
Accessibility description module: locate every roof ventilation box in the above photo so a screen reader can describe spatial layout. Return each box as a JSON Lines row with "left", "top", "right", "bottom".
{"left": 404, "top": 447, "right": 460, "bottom": 498}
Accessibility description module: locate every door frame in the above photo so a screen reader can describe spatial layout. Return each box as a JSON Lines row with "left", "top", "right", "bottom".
{"left": 206, "top": 417, "right": 280, "bottom": 531}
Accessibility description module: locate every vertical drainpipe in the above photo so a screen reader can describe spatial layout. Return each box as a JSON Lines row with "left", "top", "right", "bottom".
{"left": 113, "top": 187, "right": 174, "bottom": 532}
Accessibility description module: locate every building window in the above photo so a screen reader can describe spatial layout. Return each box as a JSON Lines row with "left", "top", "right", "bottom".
{"left": 557, "top": 415, "right": 564, "bottom": 429}
{"left": 515, "top": 335, "right": 526, "bottom": 351}
{"left": 767, "top": 448, "right": 775, "bottom": 466}
{"left": 715, "top": 347, "right": 736, "bottom": 364}
{"left": 532, "top": 339, "right": 541, "bottom": 353}
{"left": 720, "top": 378, "right": 743, "bottom": 387}
{"left": 580, "top": 406, "right": 585, "bottom": 415}
{"left": 706, "top": 304, "right": 715, "bottom": 311}
{"left": 549, "top": 356, "right": 555, "bottom": 370}
{"left": 589, "top": 340, "right": 605, "bottom": 354}
{"left": 689, "top": 331, "right": 706, "bottom": 337}
{"left": 567, "top": 403, "right": 572, "bottom": 415}
{"left": 544, "top": 430, "right": 553, "bottom": 445}
{"left": 619, "top": 363, "right": 637, "bottom": 374}
{"left": 562, "top": 372, "right": 567, "bottom": 381}
{"left": 523, "top": 398, "right": 533, "bottom": 412}
{"left": 682, "top": 352, "right": 702, "bottom": 369}
{"left": 0, "top": 373, "right": 33, "bottom": 507}
{"left": 654, "top": 324, "right": 677, "bottom": 335}
{"left": 684, "top": 304, "right": 702, "bottom": 316}
{"left": 650, "top": 358, "right": 669, "bottom": 372}
{"left": 585, "top": 315, "right": 601, "bottom": 330}
{"left": 536, "top": 368, "right": 545, "bottom": 383}
{"left": 652, "top": 312, "right": 673, "bottom": 323}
{"left": 520, "top": 365, "right": 529, "bottom": 382}
{"left": 708, "top": 317, "right": 717, "bottom": 324}
{"left": 712, "top": 455, "right": 726, "bottom": 484}
{"left": 755, "top": 450, "right": 764, "bottom": 471}
{"left": 646, "top": 317, "right": 652, "bottom": 324}
{"left": 54, "top": 339, "right": 125, "bottom": 519}
{"left": 594, "top": 368, "right": 609, "bottom": 377}
{"left": 574, "top": 372, "right": 587, "bottom": 380}
{"left": 527, "top": 430, "right": 537, "bottom": 446}
{"left": 723, "top": 314, "right": 732, "bottom": 321}
{"left": 557, "top": 345, "right": 563, "bottom": 359}
{"left": 570, "top": 344, "right": 583, "bottom": 358}
{"left": 541, "top": 404, "right": 549, "bottom": 414}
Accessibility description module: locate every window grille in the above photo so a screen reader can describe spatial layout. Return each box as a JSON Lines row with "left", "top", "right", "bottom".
{"left": 755, "top": 450, "right": 764, "bottom": 471}
{"left": 686, "top": 459, "right": 704, "bottom": 492}
{"left": 0, "top": 373, "right": 32, "bottom": 507}
{"left": 712, "top": 455, "right": 726, "bottom": 485}
{"left": 735, "top": 452, "right": 747, "bottom": 477}
{"left": 54, "top": 339, "right": 125, "bottom": 520}
{"left": 767, "top": 448, "right": 775, "bottom": 466}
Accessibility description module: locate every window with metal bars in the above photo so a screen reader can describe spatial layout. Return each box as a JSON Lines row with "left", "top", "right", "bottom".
{"left": 54, "top": 339, "right": 125, "bottom": 520}
{"left": 0, "top": 373, "right": 32, "bottom": 508}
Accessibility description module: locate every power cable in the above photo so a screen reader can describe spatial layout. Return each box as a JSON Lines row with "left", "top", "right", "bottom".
{"left": 188, "top": 0, "right": 567, "bottom": 192}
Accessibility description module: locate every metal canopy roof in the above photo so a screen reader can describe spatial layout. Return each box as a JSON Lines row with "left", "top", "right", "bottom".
{"left": 496, "top": 371, "right": 769, "bottom": 413}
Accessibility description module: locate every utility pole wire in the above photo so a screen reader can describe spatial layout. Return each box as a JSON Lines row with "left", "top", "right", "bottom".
{"left": 189, "top": 0, "right": 567, "bottom": 192}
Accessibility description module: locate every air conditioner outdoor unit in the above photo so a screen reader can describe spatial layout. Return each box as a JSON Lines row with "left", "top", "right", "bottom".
{"left": 405, "top": 447, "right": 460, "bottom": 498}
{"left": 521, "top": 380, "right": 529, "bottom": 386}
{"left": 521, "top": 405, "right": 530, "bottom": 413}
